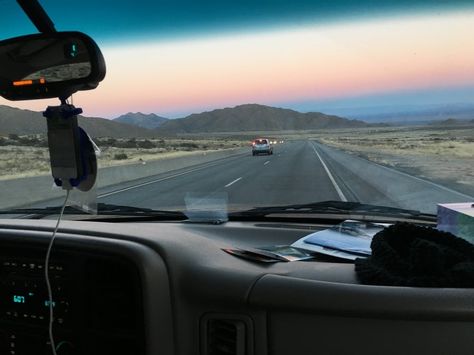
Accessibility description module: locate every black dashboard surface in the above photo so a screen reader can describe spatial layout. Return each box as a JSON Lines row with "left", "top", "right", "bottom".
{"left": 0, "top": 219, "right": 473, "bottom": 355}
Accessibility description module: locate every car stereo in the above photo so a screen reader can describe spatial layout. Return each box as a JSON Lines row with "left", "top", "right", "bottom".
{"left": 0, "top": 246, "right": 144, "bottom": 355}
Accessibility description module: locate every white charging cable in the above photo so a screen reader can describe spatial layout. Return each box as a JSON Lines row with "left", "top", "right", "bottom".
{"left": 45, "top": 189, "right": 70, "bottom": 355}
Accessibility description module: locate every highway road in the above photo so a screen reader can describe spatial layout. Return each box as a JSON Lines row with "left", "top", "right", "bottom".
{"left": 93, "top": 140, "right": 472, "bottom": 214}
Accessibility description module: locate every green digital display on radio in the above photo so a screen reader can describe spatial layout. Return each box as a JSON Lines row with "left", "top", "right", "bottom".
{"left": 13, "top": 295, "right": 25, "bottom": 303}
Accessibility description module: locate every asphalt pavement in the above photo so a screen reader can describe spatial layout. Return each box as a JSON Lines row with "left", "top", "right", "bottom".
{"left": 94, "top": 140, "right": 472, "bottom": 214}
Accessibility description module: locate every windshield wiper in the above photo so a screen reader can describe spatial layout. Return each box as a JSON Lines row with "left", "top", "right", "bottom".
{"left": 230, "top": 201, "right": 436, "bottom": 222}
{"left": 0, "top": 203, "right": 187, "bottom": 220}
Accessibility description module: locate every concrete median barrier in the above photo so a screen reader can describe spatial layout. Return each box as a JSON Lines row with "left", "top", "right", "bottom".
{"left": 0, "top": 148, "right": 247, "bottom": 209}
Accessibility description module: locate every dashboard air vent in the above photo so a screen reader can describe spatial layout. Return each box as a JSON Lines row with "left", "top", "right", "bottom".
{"left": 203, "top": 315, "right": 252, "bottom": 355}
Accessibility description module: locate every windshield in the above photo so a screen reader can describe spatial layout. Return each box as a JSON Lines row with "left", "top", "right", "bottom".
{"left": 0, "top": 0, "right": 473, "bottom": 217}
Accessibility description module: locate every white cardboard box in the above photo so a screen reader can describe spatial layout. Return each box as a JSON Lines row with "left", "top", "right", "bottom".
{"left": 437, "top": 202, "right": 474, "bottom": 243}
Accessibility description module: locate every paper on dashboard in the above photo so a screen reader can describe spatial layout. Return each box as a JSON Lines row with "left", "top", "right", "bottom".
{"left": 291, "top": 220, "right": 389, "bottom": 260}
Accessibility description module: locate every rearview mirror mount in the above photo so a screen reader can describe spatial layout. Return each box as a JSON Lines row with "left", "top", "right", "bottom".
{"left": 0, "top": 31, "right": 106, "bottom": 101}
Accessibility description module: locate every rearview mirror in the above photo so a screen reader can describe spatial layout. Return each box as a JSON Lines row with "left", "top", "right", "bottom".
{"left": 0, "top": 31, "right": 106, "bottom": 101}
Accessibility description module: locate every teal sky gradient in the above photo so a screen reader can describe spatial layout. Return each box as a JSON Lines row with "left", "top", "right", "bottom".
{"left": 0, "top": 1, "right": 472, "bottom": 43}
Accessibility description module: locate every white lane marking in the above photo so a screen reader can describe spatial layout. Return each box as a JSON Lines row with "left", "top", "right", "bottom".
{"left": 264, "top": 161, "right": 270, "bottom": 165}
{"left": 319, "top": 142, "right": 473, "bottom": 200}
{"left": 310, "top": 142, "right": 348, "bottom": 202}
{"left": 362, "top": 154, "right": 474, "bottom": 199}
{"left": 225, "top": 177, "right": 242, "bottom": 188}
{"left": 98, "top": 159, "right": 237, "bottom": 198}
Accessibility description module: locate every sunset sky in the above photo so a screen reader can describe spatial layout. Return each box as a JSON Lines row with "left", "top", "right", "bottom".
{"left": 0, "top": 1, "right": 473, "bottom": 118}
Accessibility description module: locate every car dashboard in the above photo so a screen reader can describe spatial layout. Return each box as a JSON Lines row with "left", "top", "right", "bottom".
{"left": 0, "top": 219, "right": 473, "bottom": 355}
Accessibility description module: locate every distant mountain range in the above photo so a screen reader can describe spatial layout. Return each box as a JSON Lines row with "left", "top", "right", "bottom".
{"left": 335, "top": 103, "right": 474, "bottom": 124}
{"left": 4, "top": 102, "right": 473, "bottom": 139}
{"left": 428, "top": 118, "right": 474, "bottom": 126}
{"left": 113, "top": 112, "right": 168, "bottom": 129}
{"left": 156, "top": 104, "right": 368, "bottom": 133}
{"left": 0, "top": 105, "right": 158, "bottom": 138}
{"left": 1, "top": 103, "right": 369, "bottom": 137}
